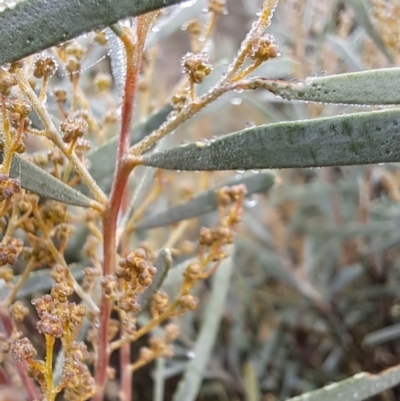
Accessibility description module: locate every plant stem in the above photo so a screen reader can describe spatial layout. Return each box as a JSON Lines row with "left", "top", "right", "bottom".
{"left": 127, "top": 81, "right": 234, "bottom": 159}
{"left": 94, "top": 15, "right": 154, "bottom": 399}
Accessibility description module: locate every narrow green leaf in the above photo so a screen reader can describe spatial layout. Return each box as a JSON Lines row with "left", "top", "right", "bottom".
{"left": 244, "top": 362, "right": 260, "bottom": 401}
{"left": 346, "top": 0, "right": 393, "bottom": 62}
{"left": 256, "top": 68, "right": 400, "bottom": 105}
{"left": 141, "top": 109, "right": 400, "bottom": 171}
{"left": 0, "top": 0, "right": 187, "bottom": 66}
{"left": 106, "top": 27, "right": 126, "bottom": 101}
{"left": 251, "top": 323, "right": 283, "bottom": 379}
{"left": 139, "top": 249, "right": 172, "bottom": 309}
{"left": 172, "top": 251, "right": 233, "bottom": 401}
{"left": 9, "top": 154, "right": 95, "bottom": 208}
{"left": 286, "top": 365, "right": 400, "bottom": 401}
{"left": 135, "top": 171, "right": 275, "bottom": 229}
{"left": 86, "top": 105, "right": 172, "bottom": 193}
{"left": 326, "top": 34, "right": 363, "bottom": 71}
{"left": 363, "top": 324, "right": 400, "bottom": 347}
{"left": 153, "top": 358, "right": 166, "bottom": 401}
{"left": 119, "top": 167, "right": 158, "bottom": 231}
{"left": 146, "top": 0, "right": 207, "bottom": 49}
{"left": 162, "top": 256, "right": 197, "bottom": 289}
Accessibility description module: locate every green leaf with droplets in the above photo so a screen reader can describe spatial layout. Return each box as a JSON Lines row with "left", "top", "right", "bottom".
{"left": 141, "top": 109, "right": 400, "bottom": 171}
{"left": 286, "top": 365, "right": 400, "bottom": 401}
{"left": 86, "top": 105, "right": 172, "bottom": 193}
{"left": 255, "top": 68, "right": 400, "bottom": 105}
{"left": 135, "top": 171, "right": 275, "bottom": 229}
{"left": 9, "top": 154, "right": 95, "bottom": 208}
{"left": 0, "top": 0, "right": 187, "bottom": 66}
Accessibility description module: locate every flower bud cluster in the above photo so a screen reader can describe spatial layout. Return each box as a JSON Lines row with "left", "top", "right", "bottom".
{"left": 100, "top": 249, "right": 157, "bottom": 321}
{"left": 0, "top": 174, "right": 20, "bottom": 203}
{"left": 60, "top": 115, "right": 88, "bottom": 144}
{"left": 32, "top": 290, "right": 85, "bottom": 338}
{"left": 182, "top": 52, "right": 213, "bottom": 84}
{"left": 250, "top": 34, "right": 280, "bottom": 62}
{"left": 32, "top": 53, "right": 58, "bottom": 79}
{"left": 117, "top": 248, "right": 157, "bottom": 294}
{"left": 138, "top": 323, "right": 180, "bottom": 365}
{"left": 62, "top": 341, "right": 96, "bottom": 401}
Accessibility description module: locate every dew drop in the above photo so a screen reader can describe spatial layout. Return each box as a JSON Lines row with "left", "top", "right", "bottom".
{"left": 231, "top": 97, "right": 242, "bottom": 106}
{"left": 245, "top": 121, "right": 255, "bottom": 129}
{"left": 237, "top": 169, "right": 245, "bottom": 174}
{"left": 186, "top": 350, "right": 196, "bottom": 358}
{"left": 26, "top": 35, "right": 34, "bottom": 44}
{"left": 244, "top": 197, "right": 257, "bottom": 208}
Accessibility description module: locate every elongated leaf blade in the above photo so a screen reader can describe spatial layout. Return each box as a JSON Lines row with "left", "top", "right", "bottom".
{"left": 9, "top": 154, "right": 95, "bottom": 208}
{"left": 287, "top": 365, "right": 400, "bottom": 401}
{"left": 0, "top": 0, "right": 187, "bottom": 66}
{"left": 86, "top": 105, "right": 172, "bottom": 193}
{"left": 172, "top": 251, "right": 233, "bottom": 401}
{"left": 136, "top": 171, "right": 275, "bottom": 229}
{"left": 146, "top": 0, "right": 207, "bottom": 49}
{"left": 256, "top": 68, "right": 400, "bottom": 105}
{"left": 139, "top": 248, "right": 172, "bottom": 309}
{"left": 141, "top": 109, "right": 400, "bottom": 171}
{"left": 346, "top": 0, "right": 393, "bottom": 62}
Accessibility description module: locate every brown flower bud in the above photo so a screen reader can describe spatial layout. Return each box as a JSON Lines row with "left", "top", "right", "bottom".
{"left": 250, "top": 34, "right": 279, "bottom": 61}
{"left": 0, "top": 68, "right": 17, "bottom": 95}
{"left": 33, "top": 54, "right": 58, "bottom": 78}
{"left": 182, "top": 52, "right": 213, "bottom": 84}
{"left": 208, "top": 0, "right": 227, "bottom": 14}
{"left": 60, "top": 116, "right": 88, "bottom": 143}
{"left": 180, "top": 295, "right": 199, "bottom": 311}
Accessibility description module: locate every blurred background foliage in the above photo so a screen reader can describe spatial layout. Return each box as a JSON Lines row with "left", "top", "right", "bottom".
{"left": 141, "top": 1, "right": 400, "bottom": 400}
{"left": 5, "top": 0, "right": 400, "bottom": 400}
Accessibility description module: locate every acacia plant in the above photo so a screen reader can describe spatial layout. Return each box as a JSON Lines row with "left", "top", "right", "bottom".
{"left": 1, "top": 0, "right": 400, "bottom": 400}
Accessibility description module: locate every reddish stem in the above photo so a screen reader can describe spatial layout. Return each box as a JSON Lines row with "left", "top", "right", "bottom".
{"left": 93, "top": 27, "right": 143, "bottom": 401}
{"left": 0, "top": 308, "right": 39, "bottom": 400}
